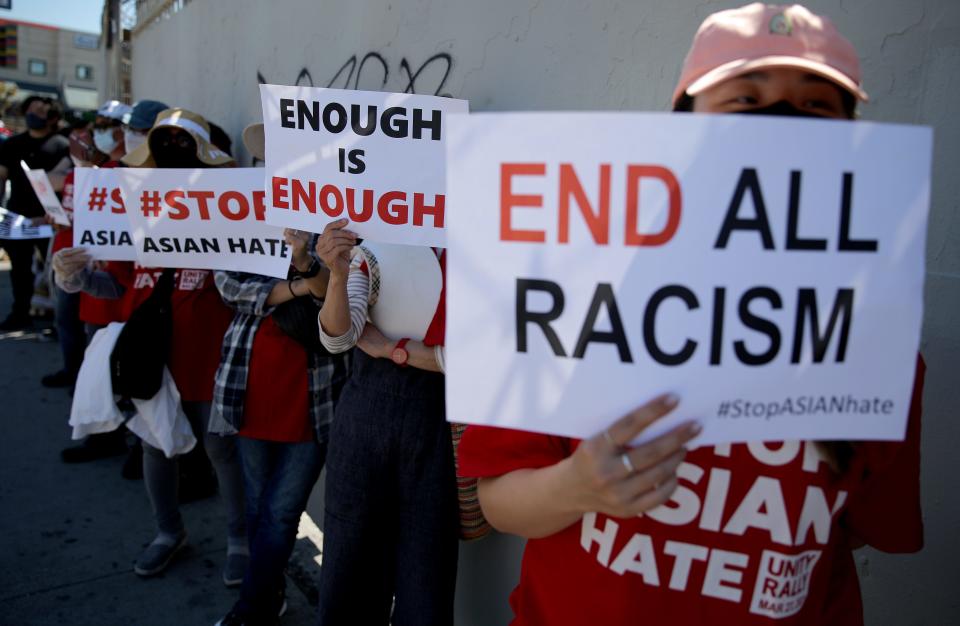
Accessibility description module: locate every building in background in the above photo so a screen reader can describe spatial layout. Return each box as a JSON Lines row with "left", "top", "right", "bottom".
{"left": 99, "top": 0, "right": 132, "bottom": 105}
{"left": 0, "top": 18, "right": 102, "bottom": 125}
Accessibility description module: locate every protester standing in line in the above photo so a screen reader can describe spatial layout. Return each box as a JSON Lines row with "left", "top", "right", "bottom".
{"left": 0, "top": 96, "right": 70, "bottom": 331}
{"left": 40, "top": 115, "right": 104, "bottom": 391}
{"left": 58, "top": 101, "right": 171, "bottom": 470}
{"left": 52, "top": 108, "right": 248, "bottom": 584}
{"left": 313, "top": 222, "right": 458, "bottom": 626}
{"left": 210, "top": 123, "right": 349, "bottom": 625}
{"left": 45, "top": 101, "right": 131, "bottom": 468}
{"left": 458, "top": 5, "right": 925, "bottom": 625}
{"left": 74, "top": 102, "right": 169, "bottom": 346}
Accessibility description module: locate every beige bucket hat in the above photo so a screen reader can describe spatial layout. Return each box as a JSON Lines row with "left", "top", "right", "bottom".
{"left": 123, "top": 107, "right": 235, "bottom": 167}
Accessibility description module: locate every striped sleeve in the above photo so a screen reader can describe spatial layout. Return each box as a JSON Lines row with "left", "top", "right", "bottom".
{"left": 318, "top": 255, "right": 370, "bottom": 354}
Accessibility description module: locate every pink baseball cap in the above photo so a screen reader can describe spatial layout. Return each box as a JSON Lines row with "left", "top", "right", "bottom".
{"left": 672, "top": 3, "right": 868, "bottom": 106}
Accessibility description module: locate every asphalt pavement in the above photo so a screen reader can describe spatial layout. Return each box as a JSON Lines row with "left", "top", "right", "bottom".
{"left": 0, "top": 260, "right": 322, "bottom": 626}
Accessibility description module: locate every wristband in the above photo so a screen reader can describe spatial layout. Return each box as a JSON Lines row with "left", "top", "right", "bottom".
{"left": 297, "top": 258, "right": 322, "bottom": 278}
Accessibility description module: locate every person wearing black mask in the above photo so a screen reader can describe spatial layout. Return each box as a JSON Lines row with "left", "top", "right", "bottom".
{"left": 150, "top": 126, "right": 205, "bottom": 168}
{"left": 0, "top": 96, "right": 70, "bottom": 330}
{"left": 53, "top": 108, "right": 247, "bottom": 584}
{"left": 121, "top": 108, "right": 233, "bottom": 170}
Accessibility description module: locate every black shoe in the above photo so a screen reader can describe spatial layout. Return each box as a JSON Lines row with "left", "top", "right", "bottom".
{"left": 41, "top": 369, "right": 76, "bottom": 388}
{"left": 60, "top": 431, "right": 128, "bottom": 463}
{"left": 0, "top": 314, "right": 32, "bottom": 331}
{"left": 121, "top": 440, "right": 143, "bottom": 480}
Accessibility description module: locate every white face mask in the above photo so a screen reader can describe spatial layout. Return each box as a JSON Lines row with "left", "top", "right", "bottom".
{"left": 123, "top": 129, "right": 146, "bottom": 155}
{"left": 93, "top": 128, "right": 120, "bottom": 155}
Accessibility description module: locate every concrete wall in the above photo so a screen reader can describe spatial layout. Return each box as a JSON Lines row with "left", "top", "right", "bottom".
{"left": 130, "top": 1, "right": 960, "bottom": 624}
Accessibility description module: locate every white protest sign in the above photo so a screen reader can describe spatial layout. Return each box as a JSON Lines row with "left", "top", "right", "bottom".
{"left": 0, "top": 206, "right": 54, "bottom": 239}
{"left": 445, "top": 112, "right": 931, "bottom": 446}
{"left": 116, "top": 168, "right": 291, "bottom": 278}
{"left": 259, "top": 84, "right": 468, "bottom": 246}
{"left": 20, "top": 160, "right": 70, "bottom": 226}
{"left": 72, "top": 168, "right": 138, "bottom": 261}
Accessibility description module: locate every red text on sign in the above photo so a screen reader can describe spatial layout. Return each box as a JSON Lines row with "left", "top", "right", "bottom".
{"left": 500, "top": 163, "right": 682, "bottom": 246}
{"left": 139, "top": 190, "right": 268, "bottom": 221}
{"left": 272, "top": 176, "right": 444, "bottom": 228}
{"left": 86, "top": 187, "right": 126, "bottom": 213}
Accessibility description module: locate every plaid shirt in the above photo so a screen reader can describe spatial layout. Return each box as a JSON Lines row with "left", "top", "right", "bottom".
{"left": 211, "top": 269, "right": 349, "bottom": 443}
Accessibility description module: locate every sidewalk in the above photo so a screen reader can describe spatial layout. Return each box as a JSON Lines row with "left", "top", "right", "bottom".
{"left": 0, "top": 262, "right": 322, "bottom": 626}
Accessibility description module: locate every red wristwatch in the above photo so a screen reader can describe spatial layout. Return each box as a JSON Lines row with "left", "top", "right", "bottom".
{"left": 391, "top": 338, "right": 410, "bottom": 367}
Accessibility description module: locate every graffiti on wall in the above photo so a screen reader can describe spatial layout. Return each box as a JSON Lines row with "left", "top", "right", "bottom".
{"left": 248, "top": 52, "right": 455, "bottom": 163}
{"left": 257, "top": 52, "right": 454, "bottom": 96}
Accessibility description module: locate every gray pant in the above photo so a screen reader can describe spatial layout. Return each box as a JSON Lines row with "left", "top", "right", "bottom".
{"left": 317, "top": 350, "right": 458, "bottom": 626}
{"left": 141, "top": 401, "right": 246, "bottom": 540}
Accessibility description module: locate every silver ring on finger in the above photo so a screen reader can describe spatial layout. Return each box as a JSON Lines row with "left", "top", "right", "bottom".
{"left": 620, "top": 453, "right": 636, "bottom": 475}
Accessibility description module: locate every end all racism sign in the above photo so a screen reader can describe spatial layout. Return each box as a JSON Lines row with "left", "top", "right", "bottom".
{"left": 444, "top": 112, "right": 931, "bottom": 446}
{"left": 116, "top": 168, "right": 291, "bottom": 278}
{"left": 72, "top": 168, "right": 138, "bottom": 261}
{"left": 259, "top": 85, "right": 468, "bottom": 247}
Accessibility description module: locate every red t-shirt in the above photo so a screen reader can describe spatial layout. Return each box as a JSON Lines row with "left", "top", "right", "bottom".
{"left": 76, "top": 161, "right": 127, "bottom": 325}
{"left": 238, "top": 316, "right": 312, "bottom": 442}
{"left": 79, "top": 291, "right": 127, "bottom": 325}
{"left": 79, "top": 260, "right": 134, "bottom": 325}
{"left": 51, "top": 170, "right": 74, "bottom": 254}
{"left": 121, "top": 266, "right": 232, "bottom": 403}
{"left": 458, "top": 360, "right": 925, "bottom": 626}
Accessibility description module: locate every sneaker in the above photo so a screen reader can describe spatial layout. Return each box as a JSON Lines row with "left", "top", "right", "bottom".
{"left": 222, "top": 548, "right": 249, "bottom": 588}
{"left": 41, "top": 369, "right": 76, "bottom": 388}
{"left": 60, "top": 431, "right": 128, "bottom": 463}
{"left": 0, "top": 313, "right": 31, "bottom": 331}
{"left": 134, "top": 532, "right": 187, "bottom": 577}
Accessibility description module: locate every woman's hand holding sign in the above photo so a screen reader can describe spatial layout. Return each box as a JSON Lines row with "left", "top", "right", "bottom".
{"left": 316, "top": 219, "right": 358, "bottom": 338}
{"left": 283, "top": 228, "right": 313, "bottom": 273}
{"left": 52, "top": 247, "right": 93, "bottom": 282}
{"left": 569, "top": 394, "right": 701, "bottom": 519}
{"left": 314, "top": 219, "right": 356, "bottom": 280}
{"left": 477, "top": 394, "right": 701, "bottom": 539}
